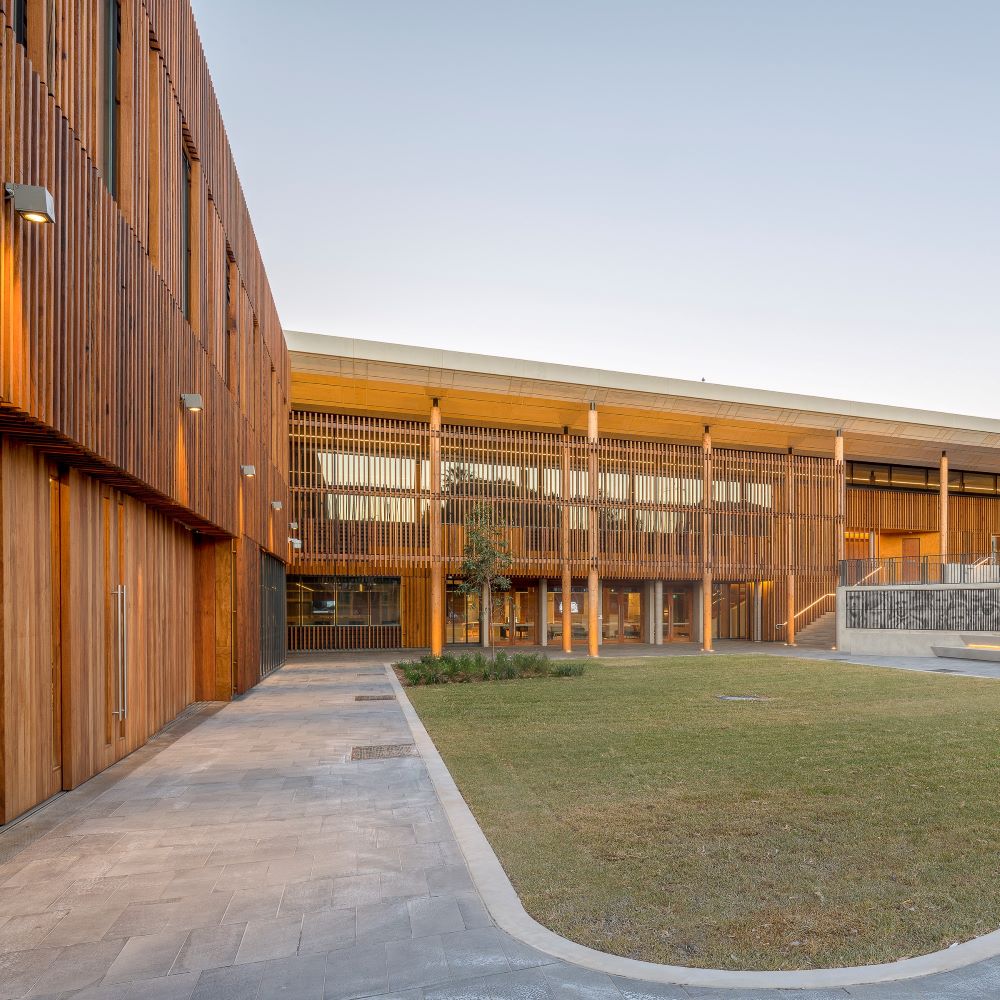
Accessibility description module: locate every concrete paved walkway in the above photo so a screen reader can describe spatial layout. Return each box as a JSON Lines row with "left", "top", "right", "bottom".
{"left": 1, "top": 654, "right": 998, "bottom": 999}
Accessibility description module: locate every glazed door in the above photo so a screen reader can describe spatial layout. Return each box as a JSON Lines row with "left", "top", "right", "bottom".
{"left": 602, "top": 588, "right": 622, "bottom": 642}
{"left": 491, "top": 586, "right": 537, "bottom": 645}
{"left": 663, "top": 586, "right": 693, "bottom": 641}
{"left": 602, "top": 586, "right": 643, "bottom": 643}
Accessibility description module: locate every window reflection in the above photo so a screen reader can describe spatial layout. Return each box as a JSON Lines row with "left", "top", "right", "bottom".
{"left": 287, "top": 576, "right": 400, "bottom": 628}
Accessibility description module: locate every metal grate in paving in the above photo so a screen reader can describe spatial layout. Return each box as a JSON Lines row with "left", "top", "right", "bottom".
{"left": 355, "top": 694, "right": 395, "bottom": 702}
{"left": 351, "top": 744, "right": 416, "bottom": 761}
{"left": 357, "top": 671, "right": 385, "bottom": 677}
{"left": 932, "top": 667, "right": 960, "bottom": 673}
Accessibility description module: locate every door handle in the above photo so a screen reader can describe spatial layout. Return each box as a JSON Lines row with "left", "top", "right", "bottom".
{"left": 111, "top": 584, "right": 128, "bottom": 722}
{"left": 119, "top": 584, "right": 128, "bottom": 722}
{"left": 111, "top": 585, "right": 122, "bottom": 720}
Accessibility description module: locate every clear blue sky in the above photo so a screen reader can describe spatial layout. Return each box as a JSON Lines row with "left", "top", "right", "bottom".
{"left": 191, "top": 1, "right": 998, "bottom": 417}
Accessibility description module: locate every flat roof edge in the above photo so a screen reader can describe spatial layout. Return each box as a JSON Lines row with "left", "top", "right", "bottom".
{"left": 284, "top": 330, "right": 1000, "bottom": 437}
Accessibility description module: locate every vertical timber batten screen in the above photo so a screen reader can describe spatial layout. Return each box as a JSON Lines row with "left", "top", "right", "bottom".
{"left": 259, "top": 553, "right": 286, "bottom": 677}
{"left": 288, "top": 409, "right": 842, "bottom": 646}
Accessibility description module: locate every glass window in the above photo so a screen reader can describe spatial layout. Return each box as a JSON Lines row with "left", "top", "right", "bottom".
{"left": 962, "top": 472, "right": 996, "bottom": 494}
{"left": 548, "top": 586, "right": 588, "bottom": 643}
{"left": 103, "top": 0, "right": 121, "bottom": 197}
{"left": 337, "top": 582, "right": 369, "bottom": 627}
{"left": 287, "top": 577, "right": 400, "bottom": 628}
{"left": 370, "top": 580, "right": 400, "bottom": 626}
{"left": 850, "top": 463, "right": 890, "bottom": 486}
{"left": 12, "top": 0, "right": 27, "bottom": 46}
{"left": 890, "top": 466, "right": 926, "bottom": 488}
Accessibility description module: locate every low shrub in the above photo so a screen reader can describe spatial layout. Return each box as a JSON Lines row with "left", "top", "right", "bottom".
{"left": 395, "top": 650, "right": 585, "bottom": 685}
{"left": 549, "top": 662, "right": 585, "bottom": 677}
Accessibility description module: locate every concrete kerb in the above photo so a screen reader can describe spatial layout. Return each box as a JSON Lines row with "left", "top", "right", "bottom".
{"left": 384, "top": 662, "right": 1000, "bottom": 991}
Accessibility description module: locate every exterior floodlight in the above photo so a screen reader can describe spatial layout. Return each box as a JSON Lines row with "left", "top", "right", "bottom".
{"left": 240, "top": 465, "right": 256, "bottom": 477}
{"left": 271, "top": 500, "right": 283, "bottom": 511}
{"left": 180, "top": 393, "right": 203, "bottom": 412}
{"left": 289, "top": 521, "right": 299, "bottom": 531}
{"left": 289, "top": 538, "right": 303, "bottom": 551}
{"left": 4, "top": 183, "right": 56, "bottom": 224}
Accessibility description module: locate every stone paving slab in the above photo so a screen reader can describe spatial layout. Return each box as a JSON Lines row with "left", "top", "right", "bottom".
{"left": 0, "top": 654, "right": 996, "bottom": 998}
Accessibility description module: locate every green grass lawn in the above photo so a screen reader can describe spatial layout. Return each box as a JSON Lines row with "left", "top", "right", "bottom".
{"left": 407, "top": 655, "right": 1000, "bottom": 971}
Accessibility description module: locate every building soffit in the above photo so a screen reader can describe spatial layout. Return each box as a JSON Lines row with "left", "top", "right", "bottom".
{"left": 286, "top": 333, "right": 1000, "bottom": 473}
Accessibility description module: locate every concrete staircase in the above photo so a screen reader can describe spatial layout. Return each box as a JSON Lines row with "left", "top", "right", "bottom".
{"left": 795, "top": 611, "right": 837, "bottom": 649}
{"left": 932, "top": 635, "right": 1000, "bottom": 663}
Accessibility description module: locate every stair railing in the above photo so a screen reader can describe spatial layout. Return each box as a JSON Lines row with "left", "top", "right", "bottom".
{"left": 776, "top": 592, "right": 836, "bottom": 632}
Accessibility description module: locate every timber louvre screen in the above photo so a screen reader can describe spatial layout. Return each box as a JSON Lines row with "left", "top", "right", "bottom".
{"left": 260, "top": 554, "right": 287, "bottom": 676}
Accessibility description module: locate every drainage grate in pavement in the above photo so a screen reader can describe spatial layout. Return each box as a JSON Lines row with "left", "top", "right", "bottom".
{"left": 357, "top": 671, "right": 384, "bottom": 676}
{"left": 932, "top": 667, "right": 960, "bottom": 673}
{"left": 355, "top": 694, "right": 395, "bottom": 702}
{"left": 717, "top": 695, "right": 770, "bottom": 702}
{"left": 351, "top": 744, "right": 416, "bottom": 761}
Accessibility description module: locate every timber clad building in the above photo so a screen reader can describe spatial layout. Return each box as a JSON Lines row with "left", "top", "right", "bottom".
{"left": 3, "top": 1, "right": 1000, "bottom": 829}
{"left": 0, "top": 0, "right": 287, "bottom": 824}
{"left": 285, "top": 332, "right": 1000, "bottom": 657}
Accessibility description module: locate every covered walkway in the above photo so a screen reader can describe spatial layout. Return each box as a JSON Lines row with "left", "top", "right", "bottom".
{"left": 0, "top": 655, "right": 996, "bottom": 998}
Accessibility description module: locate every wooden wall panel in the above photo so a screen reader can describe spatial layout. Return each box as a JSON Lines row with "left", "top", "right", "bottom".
{"left": 0, "top": 0, "right": 289, "bottom": 821}
{"left": 194, "top": 536, "right": 234, "bottom": 702}
{"left": 949, "top": 494, "right": 1000, "bottom": 557}
{"left": 847, "top": 487, "right": 937, "bottom": 534}
{"left": 0, "top": 439, "right": 61, "bottom": 820}
{"left": 56, "top": 464, "right": 196, "bottom": 796}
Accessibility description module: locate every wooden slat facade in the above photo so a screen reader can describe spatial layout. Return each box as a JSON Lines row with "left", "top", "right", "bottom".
{"left": 0, "top": 1, "right": 288, "bottom": 822}
{"left": 288, "top": 405, "right": 1000, "bottom": 652}
{"left": 287, "top": 409, "right": 845, "bottom": 647}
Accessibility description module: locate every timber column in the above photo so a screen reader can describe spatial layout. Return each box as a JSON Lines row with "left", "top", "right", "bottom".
{"left": 430, "top": 399, "right": 443, "bottom": 656}
{"left": 587, "top": 404, "right": 600, "bottom": 658}
{"left": 785, "top": 447, "right": 796, "bottom": 646}
{"left": 834, "top": 430, "right": 846, "bottom": 567}
{"left": 560, "top": 427, "right": 573, "bottom": 653}
{"left": 939, "top": 451, "right": 949, "bottom": 562}
{"left": 701, "top": 426, "right": 713, "bottom": 652}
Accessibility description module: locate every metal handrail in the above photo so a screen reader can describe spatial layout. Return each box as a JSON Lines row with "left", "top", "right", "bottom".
{"left": 777, "top": 592, "right": 836, "bottom": 629}
{"left": 839, "top": 553, "right": 1000, "bottom": 587}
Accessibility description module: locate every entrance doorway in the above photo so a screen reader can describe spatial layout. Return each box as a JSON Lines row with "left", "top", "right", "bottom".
{"left": 602, "top": 585, "right": 643, "bottom": 643}
{"left": 901, "top": 536, "right": 921, "bottom": 583}
{"left": 491, "top": 585, "right": 538, "bottom": 645}
{"left": 547, "top": 585, "right": 589, "bottom": 645}
{"left": 662, "top": 586, "right": 693, "bottom": 641}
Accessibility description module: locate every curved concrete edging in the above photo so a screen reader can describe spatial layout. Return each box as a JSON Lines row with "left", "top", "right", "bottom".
{"left": 386, "top": 666, "right": 1000, "bottom": 990}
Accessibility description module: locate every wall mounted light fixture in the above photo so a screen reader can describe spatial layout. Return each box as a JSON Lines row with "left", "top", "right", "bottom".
{"left": 240, "top": 465, "right": 256, "bottom": 477}
{"left": 271, "top": 500, "right": 283, "bottom": 511}
{"left": 4, "top": 183, "right": 56, "bottom": 224}
{"left": 180, "top": 392, "right": 204, "bottom": 412}
{"left": 289, "top": 538, "right": 303, "bottom": 551}
{"left": 289, "top": 521, "right": 299, "bottom": 531}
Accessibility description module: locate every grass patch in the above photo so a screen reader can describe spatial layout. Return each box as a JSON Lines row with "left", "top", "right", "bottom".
{"left": 408, "top": 655, "right": 1000, "bottom": 970}
{"left": 395, "top": 649, "right": 584, "bottom": 685}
